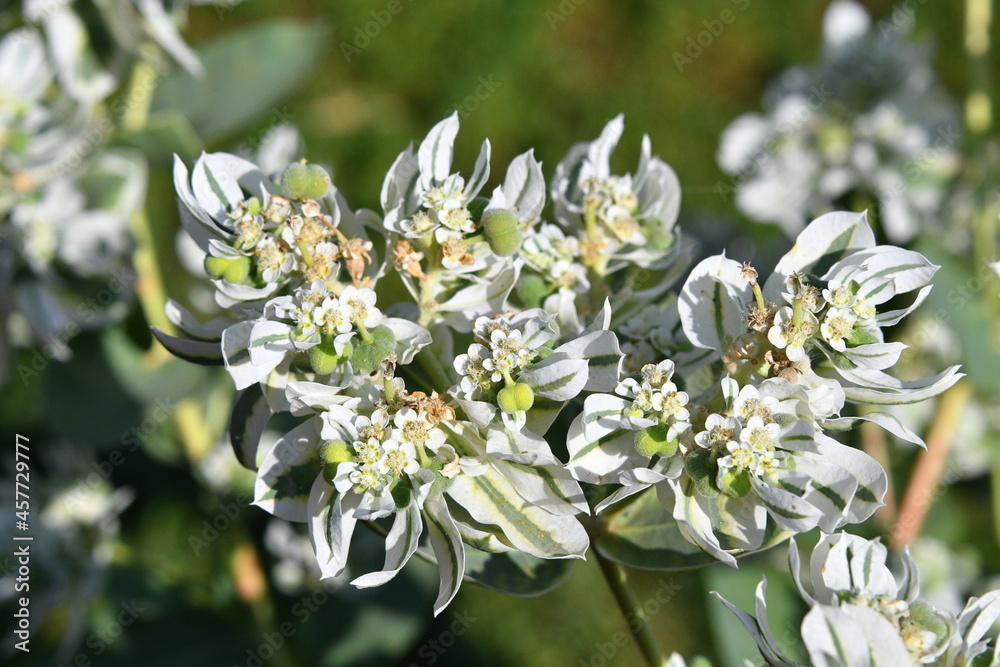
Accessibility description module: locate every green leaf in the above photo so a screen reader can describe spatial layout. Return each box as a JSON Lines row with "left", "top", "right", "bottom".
{"left": 151, "top": 327, "right": 225, "bottom": 365}
{"left": 463, "top": 549, "right": 574, "bottom": 598}
{"left": 151, "top": 20, "right": 329, "bottom": 141}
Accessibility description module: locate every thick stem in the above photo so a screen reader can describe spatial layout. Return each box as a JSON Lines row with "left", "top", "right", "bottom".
{"left": 594, "top": 552, "right": 670, "bottom": 667}
{"left": 891, "top": 382, "right": 972, "bottom": 550}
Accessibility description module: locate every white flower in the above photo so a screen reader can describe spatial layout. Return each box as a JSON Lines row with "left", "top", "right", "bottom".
{"left": 393, "top": 407, "right": 447, "bottom": 452}
{"left": 379, "top": 439, "right": 420, "bottom": 476}
{"left": 694, "top": 414, "right": 742, "bottom": 450}
{"left": 767, "top": 306, "right": 817, "bottom": 362}
{"left": 740, "top": 416, "right": 779, "bottom": 454}
{"left": 820, "top": 307, "right": 857, "bottom": 351}
{"left": 340, "top": 285, "right": 383, "bottom": 328}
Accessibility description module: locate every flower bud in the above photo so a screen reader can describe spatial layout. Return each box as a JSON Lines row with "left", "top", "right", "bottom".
{"left": 497, "top": 382, "right": 534, "bottom": 413}
{"left": 281, "top": 162, "right": 331, "bottom": 201}
{"left": 481, "top": 208, "right": 522, "bottom": 257}
{"left": 633, "top": 425, "right": 678, "bottom": 458}
{"left": 350, "top": 326, "right": 397, "bottom": 374}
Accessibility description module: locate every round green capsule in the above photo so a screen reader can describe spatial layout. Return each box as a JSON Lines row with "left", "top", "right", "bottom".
{"left": 481, "top": 208, "right": 522, "bottom": 257}
{"left": 633, "top": 425, "right": 677, "bottom": 458}
{"left": 497, "top": 382, "right": 535, "bottom": 413}
{"left": 281, "top": 162, "right": 331, "bottom": 201}
{"left": 204, "top": 255, "right": 251, "bottom": 284}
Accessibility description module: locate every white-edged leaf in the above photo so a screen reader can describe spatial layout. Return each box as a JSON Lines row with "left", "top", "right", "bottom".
{"left": 308, "top": 477, "right": 359, "bottom": 579}
{"left": 151, "top": 327, "right": 224, "bottom": 365}
{"left": 679, "top": 253, "right": 750, "bottom": 352}
{"left": 254, "top": 419, "right": 320, "bottom": 521}
{"left": 445, "top": 465, "right": 589, "bottom": 559}
{"left": 230, "top": 384, "right": 272, "bottom": 470}
{"left": 351, "top": 502, "right": 422, "bottom": 588}
{"left": 418, "top": 113, "right": 459, "bottom": 188}
{"left": 424, "top": 496, "right": 465, "bottom": 616}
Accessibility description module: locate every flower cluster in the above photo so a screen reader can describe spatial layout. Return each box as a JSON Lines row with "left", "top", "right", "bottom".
{"left": 718, "top": 533, "right": 1000, "bottom": 666}
{"left": 162, "top": 114, "right": 963, "bottom": 620}
{"left": 717, "top": 0, "right": 960, "bottom": 243}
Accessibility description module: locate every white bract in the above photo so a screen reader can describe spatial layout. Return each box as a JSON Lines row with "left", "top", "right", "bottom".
{"left": 677, "top": 210, "right": 962, "bottom": 437}
{"left": 569, "top": 369, "right": 887, "bottom": 565}
{"left": 716, "top": 533, "right": 1000, "bottom": 666}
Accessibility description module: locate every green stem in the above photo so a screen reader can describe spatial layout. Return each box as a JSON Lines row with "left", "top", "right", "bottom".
{"left": 119, "top": 57, "right": 159, "bottom": 135}
{"left": 594, "top": 551, "right": 670, "bottom": 667}
{"left": 964, "top": 0, "right": 993, "bottom": 138}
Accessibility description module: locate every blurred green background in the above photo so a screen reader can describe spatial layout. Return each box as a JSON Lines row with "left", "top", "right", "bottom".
{"left": 3, "top": 1, "right": 997, "bottom": 665}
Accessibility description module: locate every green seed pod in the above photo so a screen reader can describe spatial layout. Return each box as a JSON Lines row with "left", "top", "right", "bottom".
{"left": 497, "top": 382, "right": 535, "bottom": 413}
{"left": 516, "top": 274, "right": 550, "bottom": 309}
{"left": 719, "top": 468, "right": 752, "bottom": 498}
{"left": 481, "top": 208, "right": 522, "bottom": 257}
{"left": 204, "top": 255, "right": 231, "bottom": 279}
{"left": 319, "top": 440, "right": 353, "bottom": 484}
{"left": 300, "top": 164, "right": 332, "bottom": 200}
{"left": 466, "top": 196, "right": 490, "bottom": 223}
{"left": 222, "top": 256, "right": 252, "bottom": 284}
{"left": 685, "top": 449, "right": 721, "bottom": 498}
{"left": 280, "top": 162, "right": 311, "bottom": 200}
{"left": 309, "top": 340, "right": 348, "bottom": 375}
{"left": 204, "top": 255, "right": 251, "bottom": 284}
{"left": 633, "top": 425, "right": 677, "bottom": 458}
{"left": 349, "top": 325, "right": 397, "bottom": 374}
{"left": 391, "top": 480, "right": 413, "bottom": 509}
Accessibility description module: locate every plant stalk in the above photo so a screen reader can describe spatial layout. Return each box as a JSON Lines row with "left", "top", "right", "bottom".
{"left": 891, "top": 382, "right": 972, "bottom": 550}
{"left": 594, "top": 551, "right": 670, "bottom": 667}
